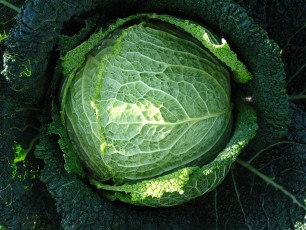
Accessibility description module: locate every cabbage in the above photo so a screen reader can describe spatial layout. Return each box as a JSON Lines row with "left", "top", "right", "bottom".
{"left": 60, "top": 14, "right": 257, "bottom": 206}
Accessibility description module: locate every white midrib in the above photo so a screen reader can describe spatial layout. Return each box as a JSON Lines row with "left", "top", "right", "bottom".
{"left": 108, "top": 108, "right": 230, "bottom": 126}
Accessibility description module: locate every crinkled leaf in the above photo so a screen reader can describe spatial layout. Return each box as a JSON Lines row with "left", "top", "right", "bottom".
{"left": 91, "top": 102, "right": 257, "bottom": 206}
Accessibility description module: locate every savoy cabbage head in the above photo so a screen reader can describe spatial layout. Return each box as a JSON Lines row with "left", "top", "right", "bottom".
{"left": 62, "top": 16, "right": 233, "bottom": 183}
{"left": 58, "top": 13, "right": 257, "bottom": 206}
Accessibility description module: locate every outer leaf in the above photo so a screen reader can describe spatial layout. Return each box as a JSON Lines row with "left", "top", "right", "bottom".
{"left": 1, "top": 4, "right": 60, "bottom": 228}
{"left": 0, "top": 71, "right": 60, "bottom": 230}
{"left": 1, "top": 0, "right": 98, "bottom": 104}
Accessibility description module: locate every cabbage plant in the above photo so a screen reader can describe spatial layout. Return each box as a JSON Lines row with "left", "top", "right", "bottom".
{"left": 59, "top": 14, "right": 257, "bottom": 206}
{"left": 2, "top": 0, "right": 305, "bottom": 228}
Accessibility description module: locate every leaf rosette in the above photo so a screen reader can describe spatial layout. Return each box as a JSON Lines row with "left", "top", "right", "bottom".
{"left": 1, "top": 1, "right": 297, "bottom": 227}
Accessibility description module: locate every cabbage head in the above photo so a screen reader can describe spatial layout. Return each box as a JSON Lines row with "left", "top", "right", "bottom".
{"left": 60, "top": 14, "right": 257, "bottom": 207}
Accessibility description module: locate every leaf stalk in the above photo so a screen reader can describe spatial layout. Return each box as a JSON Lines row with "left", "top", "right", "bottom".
{"left": 236, "top": 158, "right": 306, "bottom": 211}
{"left": 0, "top": 0, "right": 20, "bottom": 13}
